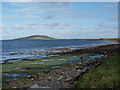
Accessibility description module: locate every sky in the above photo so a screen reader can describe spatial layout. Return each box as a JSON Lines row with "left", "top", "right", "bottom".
{"left": 1, "top": 1, "right": 118, "bottom": 40}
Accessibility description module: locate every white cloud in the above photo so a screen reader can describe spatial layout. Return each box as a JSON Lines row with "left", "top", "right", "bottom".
{"left": 109, "top": 14, "right": 118, "bottom": 22}
{"left": 11, "top": 21, "right": 71, "bottom": 29}
{"left": 43, "top": 15, "right": 54, "bottom": 19}
{"left": 24, "top": 22, "right": 39, "bottom": 25}
{"left": 12, "top": 22, "right": 40, "bottom": 29}
{"left": 43, "top": 22, "right": 71, "bottom": 29}
{"left": 44, "top": 22, "right": 59, "bottom": 26}
{"left": 3, "top": 2, "right": 72, "bottom": 19}
{"left": 13, "top": 24, "right": 25, "bottom": 29}
{"left": 2, "top": 2, "right": 92, "bottom": 20}
{"left": 0, "top": 24, "right": 6, "bottom": 29}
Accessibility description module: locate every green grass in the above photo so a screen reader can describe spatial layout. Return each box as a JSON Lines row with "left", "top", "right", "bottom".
{"left": 76, "top": 55, "right": 119, "bottom": 88}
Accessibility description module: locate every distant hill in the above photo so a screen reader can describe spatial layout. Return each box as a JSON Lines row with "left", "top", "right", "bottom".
{"left": 14, "top": 35, "right": 57, "bottom": 40}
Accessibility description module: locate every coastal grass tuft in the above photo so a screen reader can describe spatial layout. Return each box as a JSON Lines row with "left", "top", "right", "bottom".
{"left": 76, "top": 55, "right": 119, "bottom": 88}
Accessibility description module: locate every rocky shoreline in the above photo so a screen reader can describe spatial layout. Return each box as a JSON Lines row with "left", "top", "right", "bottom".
{"left": 2, "top": 44, "right": 120, "bottom": 89}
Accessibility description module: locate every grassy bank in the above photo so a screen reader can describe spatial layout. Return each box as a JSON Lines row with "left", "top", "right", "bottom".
{"left": 76, "top": 55, "right": 119, "bottom": 88}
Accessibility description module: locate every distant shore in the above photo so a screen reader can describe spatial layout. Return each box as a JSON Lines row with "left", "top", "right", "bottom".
{"left": 99, "top": 38, "right": 120, "bottom": 42}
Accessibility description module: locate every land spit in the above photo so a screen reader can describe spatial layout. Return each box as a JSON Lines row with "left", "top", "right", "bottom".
{"left": 2, "top": 44, "right": 120, "bottom": 89}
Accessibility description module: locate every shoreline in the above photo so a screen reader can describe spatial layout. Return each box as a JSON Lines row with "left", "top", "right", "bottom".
{"left": 47, "top": 43, "right": 119, "bottom": 55}
{"left": 2, "top": 41, "right": 117, "bottom": 63}
{"left": 2, "top": 44, "right": 120, "bottom": 88}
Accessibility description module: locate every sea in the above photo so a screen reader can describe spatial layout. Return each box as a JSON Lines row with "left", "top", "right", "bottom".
{"left": 1, "top": 39, "right": 117, "bottom": 63}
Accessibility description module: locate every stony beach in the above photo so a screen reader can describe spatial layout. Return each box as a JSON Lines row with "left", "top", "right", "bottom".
{"left": 2, "top": 44, "right": 120, "bottom": 89}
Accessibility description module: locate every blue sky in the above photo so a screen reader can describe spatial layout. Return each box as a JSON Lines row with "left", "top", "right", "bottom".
{"left": 1, "top": 2, "right": 118, "bottom": 40}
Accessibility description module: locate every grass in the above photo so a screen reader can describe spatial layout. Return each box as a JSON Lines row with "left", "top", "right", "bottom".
{"left": 76, "top": 55, "right": 119, "bottom": 88}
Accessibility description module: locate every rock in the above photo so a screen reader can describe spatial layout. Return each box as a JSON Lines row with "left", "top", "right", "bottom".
{"left": 58, "top": 76, "right": 64, "bottom": 80}
{"left": 79, "top": 66, "right": 84, "bottom": 69}
{"left": 66, "top": 78, "right": 72, "bottom": 81}
{"left": 43, "top": 70, "right": 50, "bottom": 73}
{"left": 25, "top": 67, "right": 32, "bottom": 69}
{"left": 76, "top": 69, "right": 81, "bottom": 72}
{"left": 79, "top": 56, "right": 83, "bottom": 59}
{"left": 10, "top": 53, "right": 18, "bottom": 55}
{"left": 47, "top": 76, "right": 52, "bottom": 80}
{"left": 30, "top": 83, "right": 40, "bottom": 88}
{"left": 78, "top": 62, "right": 82, "bottom": 65}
